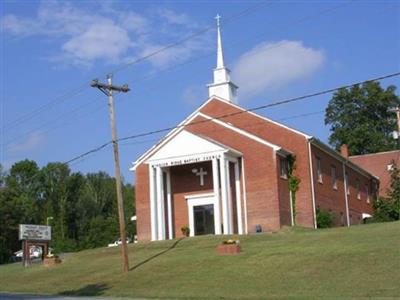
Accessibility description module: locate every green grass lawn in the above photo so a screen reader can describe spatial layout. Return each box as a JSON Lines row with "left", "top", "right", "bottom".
{"left": 1, "top": 222, "right": 399, "bottom": 300}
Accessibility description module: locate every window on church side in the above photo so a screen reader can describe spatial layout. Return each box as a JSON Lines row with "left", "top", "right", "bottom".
{"left": 365, "top": 184, "right": 370, "bottom": 204}
{"left": 280, "top": 158, "right": 288, "bottom": 179}
{"left": 356, "top": 178, "right": 361, "bottom": 200}
{"left": 331, "top": 165, "right": 337, "bottom": 190}
{"left": 316, "top": 157, "right": 322, "bottom": 183}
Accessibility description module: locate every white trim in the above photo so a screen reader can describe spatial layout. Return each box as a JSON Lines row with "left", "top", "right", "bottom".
{"left": 149, "top": 165, "right": 157, "bottom": 241}
{"left": 156, "top": 167, "right": 165, "bottom": 240}
{"left": 209, "top": 96, "right": 312, "bottom": 139}
{"left": 234, "top": 161, "right": 243, "bottom": 234}
{"left": 185, "top": 192, "right": 215, "bottom": 200}
{"left": 219, "top": 155, "right": 229, "bottom": 234}
{"left": 310, "top": 138, "right": 379, "bottom": 180}
{"left": 241, "top": 158, "right": 248, "bottom": 234}
{"left": 226, "top": 159, "right": 233, "bottom": 234}
{"left": 212, "top": 158, "right": 222, "bottom": 235}
{"left": 166, "top": 169, "right": 173, "bottom": 239}
{"left": 130, "top": 96, "right": 298, "bottom": 170}
{"left": 130, "top": 98, "right": 217, "bottom": 170}
{"left": 289, "top": 190, "right": 294, "bottom": 226}
{"left": 307, "top": 141, "right": 317, "bottom": 229}
{"left": 197, "top": 112, "right": 281, "bottom": 150}
{"left": 186, "top": 194, "right": 216, "bottom": 237}
{"left": 342, "top": 163, "right": 350, "bottom": 227}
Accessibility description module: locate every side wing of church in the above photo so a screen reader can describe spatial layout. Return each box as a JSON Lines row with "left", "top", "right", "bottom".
{"left": 131, "top": 16, "right": 379, "bottom": 242}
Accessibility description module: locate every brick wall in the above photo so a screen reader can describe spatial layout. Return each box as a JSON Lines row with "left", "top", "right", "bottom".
{"left": 350, "top": 150, "right": 400, "bottom": 197}
{"left": 199, "top": 99, "right": 315, "bottom": 228}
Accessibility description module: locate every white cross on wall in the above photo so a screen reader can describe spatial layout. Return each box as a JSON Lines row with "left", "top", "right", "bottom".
{"left": 193, "top": 167, "right": 208, "bottom": 186}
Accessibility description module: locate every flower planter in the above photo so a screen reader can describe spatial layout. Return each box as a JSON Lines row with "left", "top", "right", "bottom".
{"left": 216, "top": 244, "right": 241, "bottom": 255}
{"left": 43, "top": 256, "right": 61, "bottom": 267}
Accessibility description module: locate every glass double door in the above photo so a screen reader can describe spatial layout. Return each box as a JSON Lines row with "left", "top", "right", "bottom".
{"left": 193, "top": 204, "right": 215, "bottom": 236}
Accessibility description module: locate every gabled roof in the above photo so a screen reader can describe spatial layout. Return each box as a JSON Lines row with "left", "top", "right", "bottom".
{"left": 146, "top": 130, "right": 241, "bottom": 165}
{"left": 130, "top": 96, "right": 295, "bottom": 171}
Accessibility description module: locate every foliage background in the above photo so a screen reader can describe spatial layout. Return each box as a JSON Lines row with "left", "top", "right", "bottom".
{"left": 0, "top": 160, "right": 135, "bottom": 264}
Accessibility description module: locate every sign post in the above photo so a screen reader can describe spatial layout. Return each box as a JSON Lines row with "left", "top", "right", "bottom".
{"left": 19, "top": 224, "right": 51, "bottom": 267}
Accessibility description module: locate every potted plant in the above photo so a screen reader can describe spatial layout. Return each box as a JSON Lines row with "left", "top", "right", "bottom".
{"left": 181, "top": 226, "right": 190, "bottom": 237}
{"left": 216, "top": 239, "right": 241, "bottom": 255}
{"left": 43, "top": 249, "right": 61, "bottom": 267}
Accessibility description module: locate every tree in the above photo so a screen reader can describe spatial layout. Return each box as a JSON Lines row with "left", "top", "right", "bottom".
{"left": 325, "top": 81, "right": 400, "bottom": 155}
{"left": 0, "top": 160, "right": 136, "bottom": 263}
{"left": 373, "top": 161, "right": 400, "bottom": 222}
{"left": 0, "top": 160, "right": 41, "bottom": 263}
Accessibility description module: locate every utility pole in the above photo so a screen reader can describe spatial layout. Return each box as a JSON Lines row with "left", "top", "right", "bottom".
{"left": 91, "top": 74, "right": 130, "bottom": 273}
{"left": 388, "top": 107, "right": 400, "bottom": 149}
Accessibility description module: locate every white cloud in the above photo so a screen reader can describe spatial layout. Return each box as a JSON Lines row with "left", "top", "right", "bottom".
{"left": 61, "top": 20, "right": 133, "bottom": 66}
{"left": 232, "top": 40, "right": 325, "bottom": 98}
{"left": 1, "top": 1, "right": 207, "bottom": 68}
{"left": 182, "top": 85, "right": 207, "bottom": 106}
{"left": 157, "top": 8, "right": 190, "bottom": 25}
{"left": 7, "top": 131, "right": 45, "bottom": 153}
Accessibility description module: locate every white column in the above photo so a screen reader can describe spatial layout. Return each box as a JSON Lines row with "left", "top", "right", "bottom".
{"left": 149, "top": 165, "right": 157, "bottom": 241}
{"left": 225, "top": 159, "right": 233, "bottom": 234}
{"left": 234, "top": 161, "right": 243, "bottom": 234}
{"left": 166, "top": 169, "right": 173, "bottom": 239}
{"left": 212, "top": 158, "right": 222, "bottom": 235}
{"left": 219, "top": 156, "right": 230, "bottom": 234}
{"left": 156, "top": 167, "right": 165, "bottom": 240}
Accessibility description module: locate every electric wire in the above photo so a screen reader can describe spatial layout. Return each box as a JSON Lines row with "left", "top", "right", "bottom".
{"left": 2, "top": 1, "right": 272, "bottom": 132}
{"left": 5, "top": 72, "right": 400, "bottom": 185}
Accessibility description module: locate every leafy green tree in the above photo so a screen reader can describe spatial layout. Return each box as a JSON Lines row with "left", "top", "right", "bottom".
{"left": 373, "top": 161, "right": 400, "bottom": 222}
{"left": 325, "top": 81, "right": 400, "bottom": 155}
{"left": 0, "top": 160, "right": 136, "bottom": 263}
{"left": 0, "top": 160, "right": 41, "bottom": 263}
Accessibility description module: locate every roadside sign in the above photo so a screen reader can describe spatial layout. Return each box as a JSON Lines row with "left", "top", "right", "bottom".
{"left": 19, "top": 224, "right": 51, "bottom": 241}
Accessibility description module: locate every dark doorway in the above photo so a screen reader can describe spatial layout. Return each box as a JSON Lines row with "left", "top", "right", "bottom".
{"left": 194, "top": 204, "right": 215, "bottom": 235}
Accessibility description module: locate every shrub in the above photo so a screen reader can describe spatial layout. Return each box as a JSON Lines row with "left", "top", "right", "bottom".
{"left": 181, "top": 226, "right": 190, "bottom": 237}
{"left": 316, "top": 208, "right": 334, "bottom": 228}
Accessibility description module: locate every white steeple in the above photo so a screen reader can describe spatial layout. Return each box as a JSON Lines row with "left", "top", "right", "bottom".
{"left": 207, "top": 14, "right": 238, "bottom": 104}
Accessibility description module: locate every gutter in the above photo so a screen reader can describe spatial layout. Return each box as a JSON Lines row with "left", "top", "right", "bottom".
{"left": 308, "top": 137, "right": 379, "bottom": 180}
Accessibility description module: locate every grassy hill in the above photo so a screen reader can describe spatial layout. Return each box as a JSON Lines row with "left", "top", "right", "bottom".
{"left": 1, "top": 222, "right": 399, "bottom": 299}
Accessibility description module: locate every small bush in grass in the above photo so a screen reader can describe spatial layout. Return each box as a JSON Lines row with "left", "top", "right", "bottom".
{"left": 181, "top": 226, "right": 190, "bottom": 237}
{"left": 316, "top": 208, "right": 334, "bottom": 228}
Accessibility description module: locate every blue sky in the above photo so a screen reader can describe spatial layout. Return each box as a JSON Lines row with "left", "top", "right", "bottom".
{"left": 1, "top": 0, "right": 399, "bottom": 183}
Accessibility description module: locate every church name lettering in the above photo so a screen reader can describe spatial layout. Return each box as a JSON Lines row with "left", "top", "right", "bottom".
{"left": 152, "top": 154, "right": 222, "bottom": 168}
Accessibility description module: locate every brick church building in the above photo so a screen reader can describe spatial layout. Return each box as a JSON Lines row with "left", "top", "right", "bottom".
{"left": 131, "top": 17, "right": 379, "bottom": 242}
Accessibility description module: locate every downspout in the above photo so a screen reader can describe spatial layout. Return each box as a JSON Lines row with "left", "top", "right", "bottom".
{"left": 307, "top": 139, "right": 317, "bottom": 229}
{"left": 342, "top": 162, "right": 350, "bottom": 227}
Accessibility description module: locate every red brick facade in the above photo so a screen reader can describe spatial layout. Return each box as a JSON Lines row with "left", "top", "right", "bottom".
{"left": 134, "top": 98, "right": 377, "bottom": 241}
{"left": 349, "top": 150, "right": 399, "bottom": 198}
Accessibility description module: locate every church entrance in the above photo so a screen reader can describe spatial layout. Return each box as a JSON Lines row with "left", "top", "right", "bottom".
{"left": 193, "top": 204, "right": 215, "bottom": 235}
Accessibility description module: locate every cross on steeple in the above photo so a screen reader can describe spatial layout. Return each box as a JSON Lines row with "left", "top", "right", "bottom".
{"left": 215, "top": 14, "right": 221, "bottom": 27}
{"left": 207, "top": 13, "right": 238, "bottom": 104}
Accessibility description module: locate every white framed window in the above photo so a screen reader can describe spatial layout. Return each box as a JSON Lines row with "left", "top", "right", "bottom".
{"left": 356, "top": 178, "right": 361, "bottom": 200}
{"left": 316, "top": 157, "right": 323, "bottom": 183}
{"left": 331, "top": 165, "right": 337, "bottom": 190}
{"left": 280, "top": 158, "right": 288, "bottom": 179}
{"left": 365, "top": 184, "right": 370, "bottom": 203}
{"left": 345, "top": 172, "right": 350, "bottom": 195}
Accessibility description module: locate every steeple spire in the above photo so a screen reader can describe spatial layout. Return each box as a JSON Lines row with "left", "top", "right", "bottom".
{"left": 207, "top": 14, "right": 238, "bottom": 104}
{"left": 215, "top": 14, "right": 225, "bottom": 69}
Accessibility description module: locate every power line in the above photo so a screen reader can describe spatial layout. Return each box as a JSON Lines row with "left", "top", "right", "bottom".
{"left": 2, "top": 2, "right": 272, "bottom": 133}
{"left": 5, "top": 72, "right": 400, "bottom": 184}
{"left": 116, "top": 72, "right": 400, "bottom": 144}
